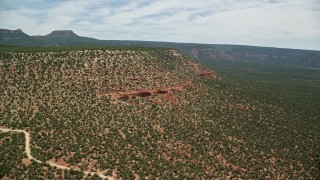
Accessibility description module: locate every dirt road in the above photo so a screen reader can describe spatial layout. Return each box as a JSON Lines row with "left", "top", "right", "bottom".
{"left": 0, "top": 127, "right": 112, "bottom": 179}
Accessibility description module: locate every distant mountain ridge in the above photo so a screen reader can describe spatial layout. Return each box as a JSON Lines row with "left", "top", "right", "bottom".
{"left": 1, "top": 28, "right": 319, "bottom": 68}
{"left": 0, "top": 29, "right": 79, "bottom": 38}
{"left": 0, "top": 28, "right": 30, "bottom": 38}
{"left": 44, "top": 30, "right": 79, "bottom": 37}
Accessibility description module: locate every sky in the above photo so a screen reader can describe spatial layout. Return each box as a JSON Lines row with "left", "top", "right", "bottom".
{"left": 0, "top": 0, "right": 320, "bottom": 50}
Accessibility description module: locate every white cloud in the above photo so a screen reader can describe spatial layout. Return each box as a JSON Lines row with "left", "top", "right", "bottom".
{"left": 0, "top": 0, "right": 319, "bottom": 50}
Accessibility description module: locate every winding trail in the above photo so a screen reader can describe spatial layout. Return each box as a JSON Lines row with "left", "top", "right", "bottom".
{"left": 0, "top": 127, "right": 113, "bottom": 180}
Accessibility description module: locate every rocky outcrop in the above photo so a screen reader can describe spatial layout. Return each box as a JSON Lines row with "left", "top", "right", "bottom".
{"left": 97, "top": 81, "right": 192, "bottom": 99}
{"left": 183, "top": 60, "right": 220, "bottom": 80}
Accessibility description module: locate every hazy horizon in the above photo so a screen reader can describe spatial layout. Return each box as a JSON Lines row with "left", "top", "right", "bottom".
{"left": 1, "top": 0, "right": 319, "bottom": 50}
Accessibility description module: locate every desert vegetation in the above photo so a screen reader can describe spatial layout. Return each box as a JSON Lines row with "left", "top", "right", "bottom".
{"left": 0, "top": 46, "right": 319, "bottom": 179}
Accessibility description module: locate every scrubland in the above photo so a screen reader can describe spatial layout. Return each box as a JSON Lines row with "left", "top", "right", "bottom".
{"left": 0, "top": 47, "right": 319, "bottom": 179}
